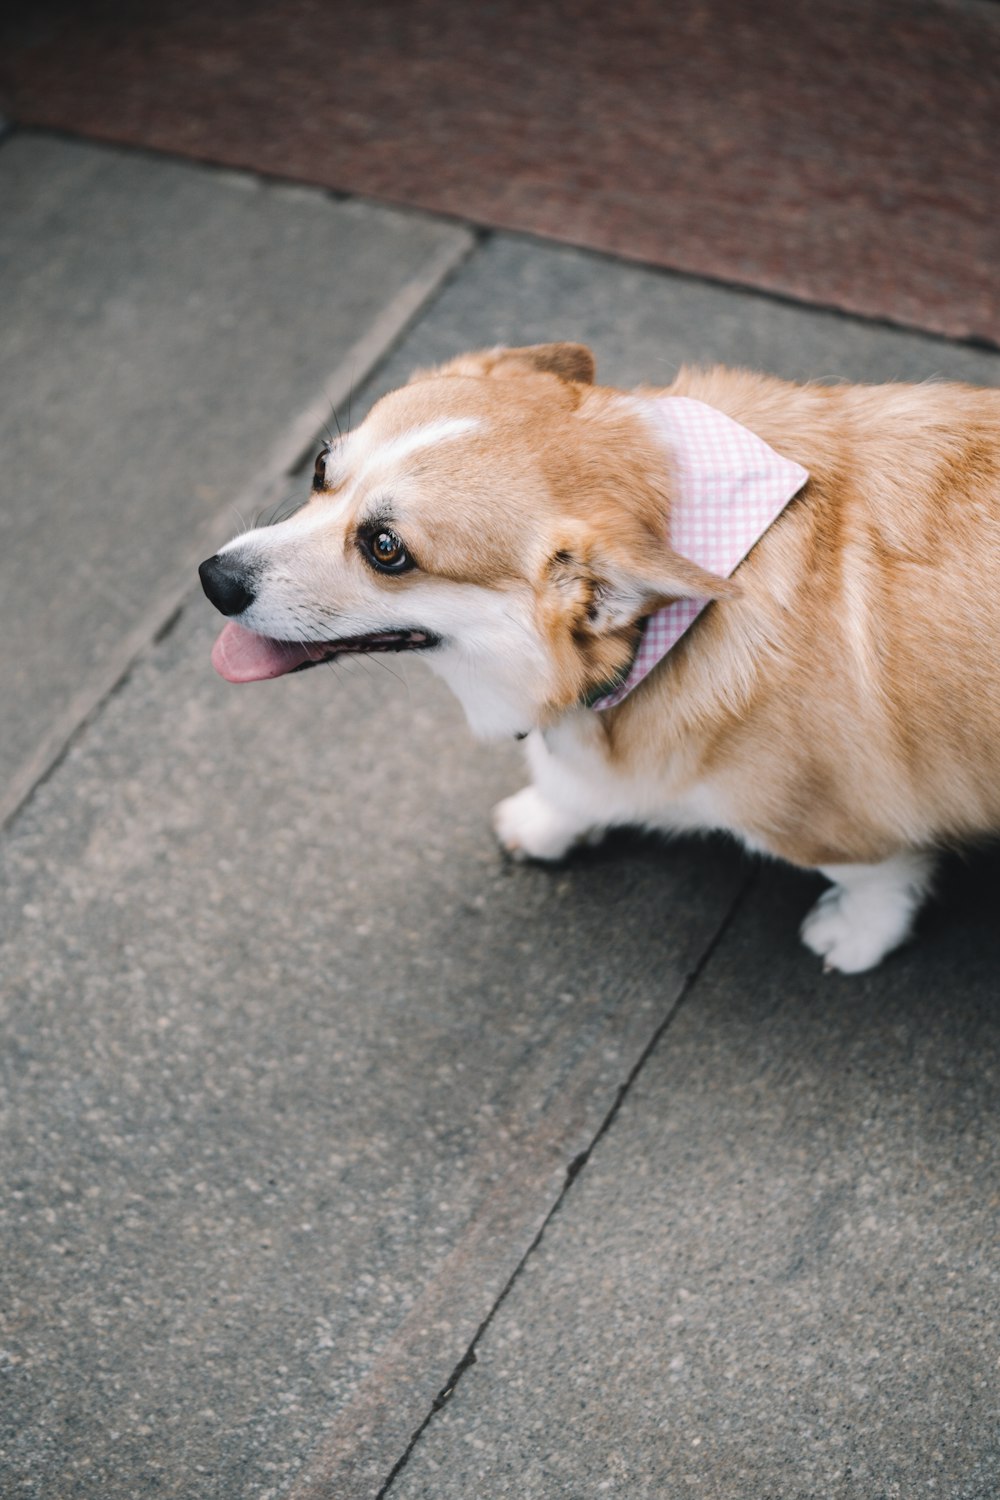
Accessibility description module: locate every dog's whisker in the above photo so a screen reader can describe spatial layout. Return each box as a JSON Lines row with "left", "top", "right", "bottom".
{"left": 266, "top": 494, "right": 305, "bottom": 527}
{"left": 354, "top": 654, "right": 406, "bottom": 701}
{"left": 341, "top": 651, "right": 382, "bottom": 687}
{"left": 372, "top": 653, "right": 411, "bottom": 698}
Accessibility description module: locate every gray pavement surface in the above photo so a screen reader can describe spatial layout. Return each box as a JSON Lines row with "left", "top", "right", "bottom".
{"left": 0, "top": 133, "right": 471, "bottom": 825}
{"left": 2, "top": 133, "right": 999, "bottom": 1500}
{"left": 1, "top": 604, "right": 746, "bottom": 1498}
{"left": 392, "top": 858, "right": 1000, "bottom": 1500}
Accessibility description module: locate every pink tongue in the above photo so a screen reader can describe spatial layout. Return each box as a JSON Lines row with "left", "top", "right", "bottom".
{"left": 211, "top": 621, "right": 315, "bottom": 683}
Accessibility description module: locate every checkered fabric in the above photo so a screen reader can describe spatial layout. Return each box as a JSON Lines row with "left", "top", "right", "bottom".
{"left": 590, "top": 397, "right": 809, "bottom": 710}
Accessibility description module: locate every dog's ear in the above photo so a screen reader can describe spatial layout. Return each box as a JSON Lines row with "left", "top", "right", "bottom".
{"left": 551, "top": 532, "right": 737, "bottom": 634}
{"left": 591, "top": 546, "right": 738, "bottom": 630}
{"left": 498, "top": 343, "right": 596, "bottom": 384}
{"left": 413, "top": 342, "right": 596, "bottom": 386}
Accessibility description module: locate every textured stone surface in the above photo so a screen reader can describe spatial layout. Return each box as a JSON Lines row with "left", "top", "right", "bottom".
{"left": 3, "top": 207, "right": 1000, "bottom": 1500}
{"left": 0, "top": 132, "right": 469, "bottom": 820}
{"left": 390, "top": 857, "right": 1000, "bottom": 1500}
{"left": 342, "top": 232, "right": 1000, "bottom": 409}
{"left": 0, "top": 604, "right": 746, "bottom": 1499}
{"left": 2, "top": 0, "right": 998, "bottom": 342}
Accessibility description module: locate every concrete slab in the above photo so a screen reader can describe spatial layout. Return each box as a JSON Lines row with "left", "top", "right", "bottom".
{"left": 0, "top": 603, "right": 746, "bottom": 1499}
{"left": 388, "top": 856, "right": 1000, "bottom": 1500}
{"left": 3, "top": 224, "right": 999, "bottom": 1500}
{"left": 0, "top": 132, "right": 471, "bottom": 825}
{"left": 349, "top": 231, "right": 1000, "bottom": 403}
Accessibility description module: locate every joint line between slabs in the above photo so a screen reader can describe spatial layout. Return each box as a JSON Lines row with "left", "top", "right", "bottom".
{"left": 0, "top": 226, "right": 479, "bottom": 838}
{"left": 375, "top": 869, "right": 756, "bottom": 1498}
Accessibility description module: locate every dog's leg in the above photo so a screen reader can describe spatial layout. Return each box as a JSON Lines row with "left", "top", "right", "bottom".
{"left": 800, "top": 850, "right": 936, "bottom": 973}
{"left": 493, "top": 786, "right": 600, "bottom": 862}
{"left": 494, "top": 722, "right": 611, "bottom": 861}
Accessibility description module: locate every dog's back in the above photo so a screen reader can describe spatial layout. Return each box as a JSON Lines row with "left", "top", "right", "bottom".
{"left": 623, "top": 369, "right": 1000, "bottom": 867}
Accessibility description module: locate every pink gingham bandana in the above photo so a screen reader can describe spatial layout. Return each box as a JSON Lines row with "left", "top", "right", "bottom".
{"left": 590, "top": 397, "right": 808, "bottom": 710}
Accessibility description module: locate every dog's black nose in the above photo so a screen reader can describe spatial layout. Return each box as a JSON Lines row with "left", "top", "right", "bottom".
{"left": 199, "top": 554, "right": 257, "bottom": 616}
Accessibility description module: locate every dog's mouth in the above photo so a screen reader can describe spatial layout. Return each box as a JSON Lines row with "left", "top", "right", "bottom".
{"left": 211, "top": 620, "right": 440, "bottom": 684}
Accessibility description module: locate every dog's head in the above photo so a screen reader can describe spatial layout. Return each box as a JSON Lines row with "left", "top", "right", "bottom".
{"left": 200, "top": 343, "right": 732, "bottom": 738}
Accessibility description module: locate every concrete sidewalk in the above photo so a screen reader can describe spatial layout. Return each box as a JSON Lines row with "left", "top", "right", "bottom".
{"left": 1, "top": 133, "right": 998, "bottom": 1500}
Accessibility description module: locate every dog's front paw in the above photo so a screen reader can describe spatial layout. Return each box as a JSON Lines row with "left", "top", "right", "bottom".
{"left": 800, "top": 886, "right": 910, "bottom": 974}
{"left": 493, "top": 787, "right": 589, "bottom": 862}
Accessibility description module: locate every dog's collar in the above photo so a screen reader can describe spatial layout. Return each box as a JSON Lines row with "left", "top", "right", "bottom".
{"left": 587, "top": 397, "right": 809, "bottom": 712}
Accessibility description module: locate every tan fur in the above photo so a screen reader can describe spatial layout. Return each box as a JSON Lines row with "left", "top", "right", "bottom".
{"left": 618, "top": 367, "right": 1000, "bottom": 866}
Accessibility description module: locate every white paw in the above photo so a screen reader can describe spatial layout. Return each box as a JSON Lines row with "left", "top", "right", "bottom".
{"left": 493, "top": 786, "right": 590, "bottom": 862}
{"left": 800, "top": 885, "right": 913, "bottom": 974}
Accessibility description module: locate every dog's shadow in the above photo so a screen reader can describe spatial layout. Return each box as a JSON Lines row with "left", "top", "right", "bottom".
{"left": 555, "top": 830, "right": 1000, "bottom": 1233}
{"left": 530, "top": 824, "right": 1000, "bottom": 1022}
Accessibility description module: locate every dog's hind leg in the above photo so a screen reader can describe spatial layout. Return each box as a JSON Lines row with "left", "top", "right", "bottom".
{"left": 800, "top": 850, "right": 936, "bottom": 973}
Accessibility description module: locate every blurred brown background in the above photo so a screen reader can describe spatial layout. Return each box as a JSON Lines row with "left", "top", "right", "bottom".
{"left": 2, "top": 0, "right": 998, "bottom": 342}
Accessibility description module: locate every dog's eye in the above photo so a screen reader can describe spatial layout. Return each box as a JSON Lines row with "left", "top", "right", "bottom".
{"left": 363, "top": 526, "right": 414, "bottom": 574}
{"left": 313, "top": 446, "right": 330, "bottom": 486}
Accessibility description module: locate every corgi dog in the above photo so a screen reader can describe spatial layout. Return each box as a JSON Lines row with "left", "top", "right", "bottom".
{"left": 200, "top": 343, "right": 1000, "bottom": 973}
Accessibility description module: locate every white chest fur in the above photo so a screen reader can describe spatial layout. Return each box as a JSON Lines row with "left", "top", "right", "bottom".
{"left": 493, "top": 709, "right": 747, "bottom": 861}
